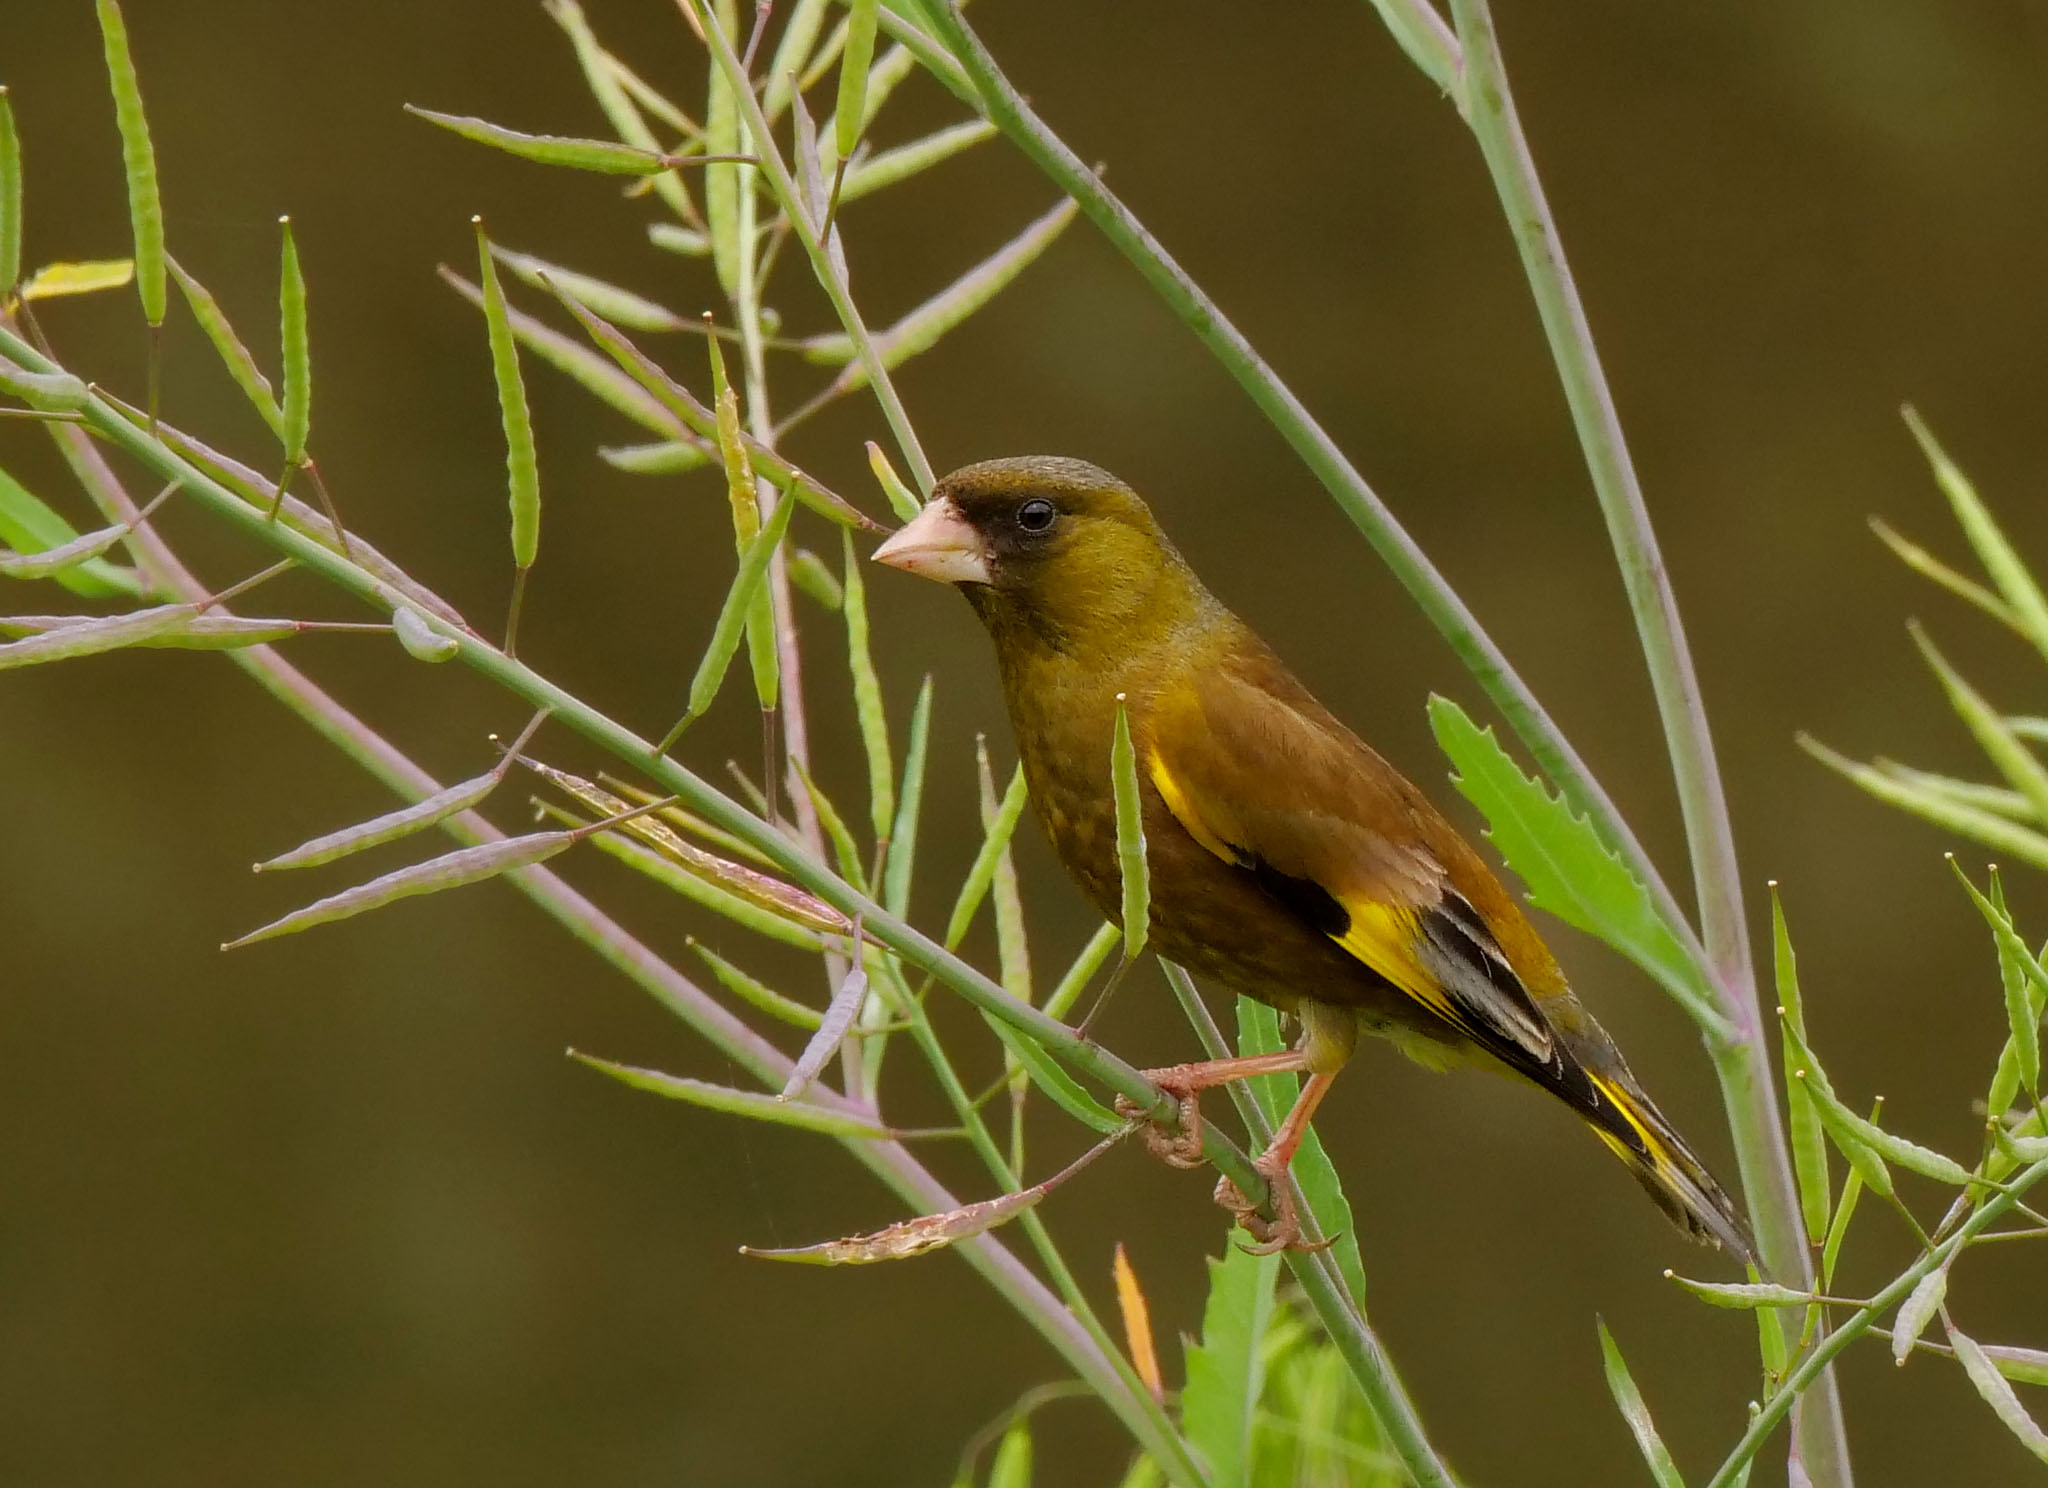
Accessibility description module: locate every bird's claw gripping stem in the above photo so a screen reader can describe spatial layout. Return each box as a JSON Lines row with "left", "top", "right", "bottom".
{"left": 1214, "top": 1156, "right": 1338, "bottom": 1255}
{"left": 1114, "top": 1086, "right": 1206, "bottom": 1169}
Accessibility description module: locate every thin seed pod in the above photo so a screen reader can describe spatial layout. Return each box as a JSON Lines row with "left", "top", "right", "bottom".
{"left": 596, "top": 774, "right": 778, "bottom": 866}
{"left": 542, "top": 0, "right": 698, "bottom": 221}
{"left": 0, "top": 365, "right": 89, "bottom": 411}
{"left": 883, "top": 675, "right": 933, "bottom": 917}
{"left": 604, "top": 56, "right": 700, "bottom": 138}
{"left": 1769, "top": 887, "right": 1831, "bottom": 1243}
{"left": 804, "top": 199, "right": 1078, "bottom": 394}
{"left": 1951, "top": 861, "right": 2046, "bottom": 1107}
{"left": 440, "top": 267, "right": 685, "bottom": 436}
{"left": 703, "top": 11, "right": 744, "bottom": 299}
{"left": 787, "top": 87, "right": 837, "bottom": 269}
{"left": 0, "top": 480, "right": 176, "bottom": 582}
{"left": 598, "top": 439, "right": 715, "bottom": 475}
{"left": 392, "top": 604, "right": 460, "bottom": 662}
{"left": 1978, "top": 1346, "right": 2048, "bottom": 1389}
{"left": 662, "top": 487, "right": 796, "bottom": 748}
{"left": 1111, "top": 695, "right": 1149, "bottom": 961}
{"left": 780, "top": 951, "right": 868, "bottom": 1099}
{"left": 1891, "top": 1267, "right": 1948, "bottom": 1367}
{"left": 978, "top": 738, "right": 1031, "bottom": 1001}
{"left": 787, "top": 547, "right": 843, "bottom": 610}
{"left": 2010, "top": 716, "right": 2048, "bottom": 743}
{"left": 841, "top": 528, "right": 894, "bottom": 846}
{"left": 944, "top": 762, "right": 1029, "bottom": 948}
{"left": 1112, "top": 1244, "right": 1165, "bottom": 1406}
{"left": 740, "top": 1127, "right": 1125, "bottom": 1264}
{"left": 0, "top": 87, "right": 21, "bottom": 294}
{"left": 1904, "top": 406, "right": 2048, "bottom": 663}
{"left": 839, "top": 117, "right": 996, "bottom": 205}
{"left": 1912, "top": 623, "right": 2048, "bottom": 825}
{"left": 790, "top": 757, "right": 866, "bottom": 884}
{"left": 18, "top": 259, "right": 134, "bottom": 301}
{"left": 707, "top": 329, "right": 759, "bottom": 541}
{"left": 406, "top": 107, "right": 677, "bottom": 175}
{"left": 853, "top": 39, "right": 918, "bottom": 137}
{"left": 1948, "top": 1321, "right": 2048, "bottom": 1463}
{"left": 96, "top": 0, "right": 165, "bottom": 326}
{"left": 572, "top": 819, "right": 822, "bottom": 948}
{"left": 1782, "top": 1012, "right": 1974, "bottom": 1186}
{"left": 490, "top": 244, "right": 686, "bottom": 333}
{"left": 1800, "top": 734, "right": 2048, "bottom": 874}
{"left": 1874, "top": 760, "right": 2031, "bottom": 821}
{"left": 761, "top": 0, "right": 833, "bottom": 122}
{"left": 690, "top": 940, "right": 823, "bottom": 1030}
{"left": 1663, "top": 1276, "right": 1815, "bottom": 1310}
{"left": 548, "top": 291, "right": 881, "bottom": 528}
{"left": 865, "top": 440, "right": 923, "bottom": 522}
{"left": 2, "top": 613, "right": 341, "bottom": 651}
{"left": 834, "top": 0, "right": 880, "bottom": 161}
{"left": 475, "top": 218, "right": 540, "bottom": 646}
{"left": 648, "top": 222, "right": 710, "bottom": 257}
{"left": 277, "top": 217, "right": 310, "bottom": 466}
{"left": 520, "top": 757, "right": 842, "bottom": 931}
{"left": 1820, "top": 1162, "right": 1863, "bottom": 1288}
{"left": 1042, "top": 921, "right": 1121, "bottom": 1023}
{"left": 251, "top": 710, "right": 542, "bottom": 871}
{"left": 168, "top": 257, "right": 284, "bottom": 437}
{"left": 570, "top": 1053, "right": 889, "bottom": 1138}
{"left": 980, "top": 1015, "right": 1122, "bottom": 1134}
{"left": 0, "top": 602, "right": 196, "bottom": 669}
{"left": 1870, "top": 519, "right": 2022, "bottom": 636}
{"left": 224, "top": 831, "right": 576, "bottom": 950}
{"left": 1595, "top": 1322, "right": 1685, "bottom": 1488}
{"left": 795, "top": 14, "right": 850, "bottom": 95}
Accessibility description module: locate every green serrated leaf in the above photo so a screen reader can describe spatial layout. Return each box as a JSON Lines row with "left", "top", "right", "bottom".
{"left": 1182, "top": 1237, "right": 1280, "bottom": 1488}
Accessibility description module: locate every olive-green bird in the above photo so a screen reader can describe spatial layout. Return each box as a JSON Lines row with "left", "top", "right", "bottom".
{"left": 873, "top": 456, "right": 1754, "bottom": 1260}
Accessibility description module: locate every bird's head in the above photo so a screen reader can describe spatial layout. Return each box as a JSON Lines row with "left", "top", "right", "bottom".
{"left": 872, "top": 456, "right": 1204, "bottom": 651}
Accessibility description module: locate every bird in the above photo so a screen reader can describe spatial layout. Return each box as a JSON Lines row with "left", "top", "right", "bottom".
{"left": 871, "top": 455, "right": 1755, "bottom": 1262}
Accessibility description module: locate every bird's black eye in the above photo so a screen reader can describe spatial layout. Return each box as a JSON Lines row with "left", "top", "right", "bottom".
{"left": 1015, "top": 497, "right": 1057, "bottom": 533}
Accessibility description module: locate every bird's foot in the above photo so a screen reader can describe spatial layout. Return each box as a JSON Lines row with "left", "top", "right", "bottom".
{"left": 1114, "top": 1082, "right": 1206, "bottom": 1169}
{"left": 1212, "top": 1154, "right": 1338, "bottom": 1255}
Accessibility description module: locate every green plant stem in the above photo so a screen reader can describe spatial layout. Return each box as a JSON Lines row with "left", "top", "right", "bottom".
{"left": 1705, "top": 1155, "right": 2048, "bottom": 1488}
{"left": 42, "top": 411, "right": 1207, "bottom": 1488}
{"left": 912, "top": 0, "right": 1710, "bottom": 997}
{"left": 692, "top": 0, "right": 935, "bottom": 492}
{"left": 1440, "top": 6, "right": 1841, "bottom": 1477}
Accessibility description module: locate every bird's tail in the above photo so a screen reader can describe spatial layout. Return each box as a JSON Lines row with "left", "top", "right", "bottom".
{"left": 1580, "top": 1068, "right": 1758, "bottom": 1265}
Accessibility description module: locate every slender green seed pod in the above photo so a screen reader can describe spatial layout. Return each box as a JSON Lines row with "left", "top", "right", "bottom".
{"left": 96, "top": 0, "right": 165, "bottom": 325}
{"left": 278, "top": 218, "right": 311, "bottom": 463}
{"left": 474, "top": 218, "right": 540, "bottom": 571}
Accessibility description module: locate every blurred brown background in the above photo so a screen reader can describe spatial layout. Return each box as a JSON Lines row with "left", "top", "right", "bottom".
{"left": 5, "top": 1, "right": 2048, "bottom": 1484}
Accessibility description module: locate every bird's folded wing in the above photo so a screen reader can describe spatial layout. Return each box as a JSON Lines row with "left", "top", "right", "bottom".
{"left": 1144, "top": 666, "right": 1556, "bottom": 1067}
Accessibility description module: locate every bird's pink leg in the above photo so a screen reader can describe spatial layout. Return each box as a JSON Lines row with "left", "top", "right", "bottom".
{"left": 1215, "top": 1069, "right": 1341, "bottom": 1253}
{"left": 1113, "top": 1050, "right": 1312, "bottom": 1168}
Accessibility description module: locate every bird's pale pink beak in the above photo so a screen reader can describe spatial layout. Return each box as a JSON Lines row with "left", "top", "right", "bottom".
{"left": 870, "top": 497, "right": 992, "bottom": 585}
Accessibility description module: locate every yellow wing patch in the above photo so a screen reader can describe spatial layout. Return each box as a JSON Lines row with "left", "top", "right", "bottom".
{"left": 1333, "top": 899, "right": 1462, "bottom": 1026}
{"left": 1145, "top": 750, "right": 1237, "bottom": 863}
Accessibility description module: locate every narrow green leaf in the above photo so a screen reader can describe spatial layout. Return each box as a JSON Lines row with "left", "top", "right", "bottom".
{"left": 407, "top": 106, "right": 676, "bottom": 174}
{"left": 867, "top": 441, "right": 923, "bottom": 522}
{"left": 1911, "top": 623, "right": 2048, "bottom": 825}
{"left": 598, "top": 439, "right": 715, "bottom": 475}
{"left": 1875, "top": 760, "right": 2033, "bottom": 822}
{"left": 884, "top": 675, "right": 933, "bottom": 917}
{"left": 782, "top": 956, "right": 870, "bottom": 1099}
{"left": 839, "top": 117, "right": 995, "bottom": 204}
{"left": 1892, "top": 1266, "right": 1947, "bottom": 1367}
{"left": 1770, "top": 886, "right": 1832, "bottom": 1243}
{"left": 0, "top": 87, "right": 22, "bottom": 294}
{"left": 256, "top": 772, "right": 500, "bottom": 871}
{"left": 224, "top": 831, "right": 574, "bottom": 949}
{"left": 1870, "top": 518, "right": 2022, "bottom": 635}
{"left": 803, "top": 199, "right": 1077, "bottom": 393}
{"left": 1951, "top": 861, "right": 2045, "bottom": 1107}
{"left": 96, "top": 0, "right": 165, "bottom": 325}
{"left": 1904, "top": 407, "right": 2048, "bottom": 664}
{"left": 18, "top": 259, "right": 133, "bottom": 302}
{"left": 1596, "top": 1321, "right": 1687, "bottom": 1488}
{"left": 1183, "top": 1237, "right": 1281, "bottom": 1488}
{"left": 791, "top": 756, "right": 867, "bottom": 885}
{"left": 788, "top": 547, "right": 844, "bottom": 611}
{"left": 1043, "top": 922, "right": 1121, "bottom": 1023}
{"left": 834, "top": 0, "right": 881, "bottom": 161}
{"left": 1429, "top": 697, "right": 1717, "bottom": 1027}
{"left": 944, "top": 761, "right": 1029, "bottom": 949}
{"left": 677, "top": 482, "right": 795, "bottom": 725}
{"left": 277, "top": 217, "right": 310, "bottom": 463}
{"left": 986, "top": 1420, "right": 1032, "bottom": 1488}
{"left": 392, "top": 604, "right": 460, "bottom": 662}
{"left": 572, "top": 1052, "right": 887, "bottom": 1137}
{"left": 1111, "top": 695, "right": 1149, "bottom": 961}
{"left": 1801, "top": 734, "right": 2048, "bottom": 872}
{"left": 169, "top": 257, "right": 284, "bottom": 438}
{"left": 842, "top": 528, "right": 895, "bottom": 845}
{"left": 690, "top": 940, "right": 823, "bottom": 1030}
{"left": 490, "top": 244, "right": 686, "bottom": 333}
{"left": 475, "top": 219, "right": 540, "bottom": 572}
{"left": 1948, "top": 1321, "right": 2048, "bottom": 1463}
